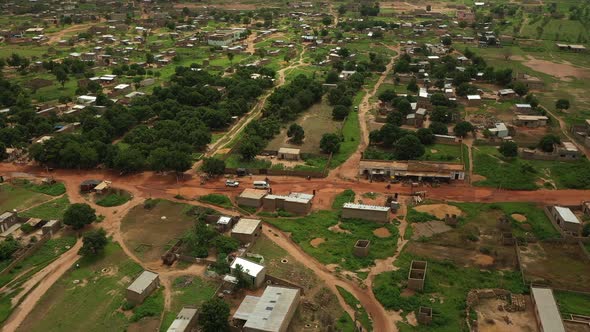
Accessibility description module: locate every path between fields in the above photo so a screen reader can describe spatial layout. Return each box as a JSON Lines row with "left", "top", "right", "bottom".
{"left": 46, "top": 23, "right": 96, "bottom": 44}
{"left": 1, "top": 239, "right": 82, "bottom": 332}
{"left": 331, "top": 46, "right": 399, "bottom": 180}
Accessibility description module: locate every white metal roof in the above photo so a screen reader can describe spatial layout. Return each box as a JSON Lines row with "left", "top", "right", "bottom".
{"left": 343, "top": 203, "right": 390, "bottom": 212}
{"left": 166, "top": 307, "right": 198, "bottom": 332}
{"left": 562, "top": 142, "right": 579, "bottom": 152}
{"left": 127, "top": 270, "right": 159, "bottom": 294}
{"left": 467, "top": 95, "right": 481, "bottom": 100}
{"left": 231, "top": 257, "right": 265, "bottom": 278}
{"left": 242, "top": 286, "right": 300, "bottom": 332}
{"left": 554, "top": 206, "right": 580, "bottom": 224}
{"left": 531, "top": 287, "right": 566, "bottom": 332}
{"left": 515, "top": 103, "right": 532, "bottom": 108}
{"left": 217, "top": 216, "right": 232, "bottom": 225}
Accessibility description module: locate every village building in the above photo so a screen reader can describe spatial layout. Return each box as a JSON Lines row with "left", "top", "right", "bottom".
{"left": 359, "top": 160, "right": 466, "bottom": 181}
{"left": 466, "top": 94, "right": 482, "bottom": 106}
{"left": 513, "top": 115, "right": 548, "bottom": 128}
{"left": 80, "top": 179, "right": 101, "bottom": 192}
{"left": 262, "top": 192, "right": 313, "bottom": 215}
{"left": 0, "top": 212, "right": 18, "bottom": 233}
{"left": 236, "top": 189, "right": 268, "bottom": 208}
{"left": 277, "top": 147, "right": 300, "bottom": 161}
{"left": 42, "top": 219, "right": 61, "bottom": 236}
{"left": 166, "top": 307, "right": 199, "bottom": 332}
{"left": 514, "top": 73, "right": 545, "bottom": 90}
{"left": 488, "top": 122, "right": 509, "bottom": 138}
{"left": 231, "top": 218, "right": 263, "bottom": 244}
{"left": 342, "top": 203, "right": 390, "bottom": 223}
{"left": 233, "top": 286, "right": 300, "bottom": 332}
{"left": 531, "top": 287, "right": 566, "bottom": 332}
{"left": 514, "top": 103, "right": 534, "bottom": 114}
{"left": 551, "top": 206, "right": 582, "bottom": 234}
{"left": 556, "top": 43, "right": 587, "bottom": 53}
{"left": 497, "top": 88, "right": 517, "bottom": 100}
{"left": 126, "top": 270, "right": 160, "bottom": 305}
{"left": 230, "top": 257, "right": 267, "bottom": 288}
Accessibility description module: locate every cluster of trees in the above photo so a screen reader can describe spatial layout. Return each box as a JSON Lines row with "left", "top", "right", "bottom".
{"left": 369, "top": 124, "right": 430, "bottom": 160}
{"left": 360, "top": 3, "right": 380, "bottom": 16}
{"left": 183, "top": 219, "right": 239, "bottom": 258}
{"left": 30, "top": 66, "right": 273, "bottom": 172}
{"left": 0, "top": 236, "right": 20, "bottom": 262}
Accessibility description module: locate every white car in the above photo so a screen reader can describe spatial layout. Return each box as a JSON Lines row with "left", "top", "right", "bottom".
{"left": 225, "top": 180, "right": 240, "bottom": 187}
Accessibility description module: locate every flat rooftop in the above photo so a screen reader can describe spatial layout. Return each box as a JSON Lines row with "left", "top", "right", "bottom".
{"left": 531, "top": 287, "right": 566, "bottom": 332}
{"left": 343, "top": 203, "right": 390, "bottom": 212}
{"left": 239, "top": 188, "right": 268, "bottom": 200}
{"left": 231, "top": 257, "right": 265, "bottom": 278}
{"left": 127, "top": 270, "right": 158, "bottom": 294}
{"left": 234, "top": 286, "right": 300, "bottom": 332}
{"left": 166, "top": 307, "right": 198, "bottom": 332}
{"left": 554, "top": 206, "right": 581, "bottom": 224}
{"left": 232, "top": 218, "right": 262, "bottom": 235}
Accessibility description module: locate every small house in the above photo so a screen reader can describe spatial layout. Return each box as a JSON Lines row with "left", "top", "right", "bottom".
{"left": 262, "top": 192, "right": 313, "bottom": 215}
{"left": 233, "top": 286, "right": 300, "bottom": 332}
{"left": 277, "top": 147, "right": 300, "bottom": 161}
{"left": 498, "top": 88, "right": 517, "bottom": 100}
{"left": 531, "top": 287, "right": 566, "bottom": 332}
{"left": 126, "top": 270, "right": 160, "bottom": 305}
{"left": 488, "top": 122, "right": 509, "bottom": 138}
{"left": 80, "top": 179, "right": 101, "bottom": 192}
{"left": 236, "top": 189, "right": 267, "bottom": 208}
{"left": 342, "top": 203, "right": 390, "bottom": 223}
{"left": 0, "top": 212, "right": 18, "bottom": 233}
{"left": 230, "top": 257, "right": 266, "bottom": 288}
{"left": 551, "top": 206, "right": 581, "bottom": 234}
{"left": 514, "top": 103, "right": 534, "bottom": 114}
{"left": 166, "top": 307, "right": 199, "bottom": 332}
{"left": 466, "top": 94, "right": 482, "bottom": 106}
{"left": 513, "top": 115, "right": 548, "bottom": 128}
{"left": 231, "top": 218, "right": 262, "bottom": 244}
{"left": 42, "top": 219, "right": 61, "bottom": 236}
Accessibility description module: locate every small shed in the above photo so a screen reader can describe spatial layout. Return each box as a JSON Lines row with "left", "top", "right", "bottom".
{"left": 278, "top": 147, "right": 301, "bottom": 161}
{"left": 42, "top": 219, "right": 61, "bottom": 236}
{"left": 230, "top": 257, "right": 266, "bottom": 288}
{"left": 80, "top": 179, "right": 101, "bottom": 193}
{"left": 126, "top": 270, "right": 160, "bottom": 305}
{"left": 231, "top": 218, "right": 262, "bottom": 244}
{"left": 342, "top": 203, "right": 390, "bottom": 223}
{"left": 551, "top": 206, "right": 581, "bottom": 234}
{"left": 466, "top": 94, "right": 482, "bottom": 106}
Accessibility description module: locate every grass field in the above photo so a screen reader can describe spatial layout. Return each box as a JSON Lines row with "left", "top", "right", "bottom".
{"left": 20, "top": 195, "right": 70, "bottom": 220}
{"left": 555, "top": 290, "right": 590, "bottom": 316}
{"left": 198, "top": 193, "right": 233, "bottom": 209}
{"left": 224, "top": 154, "right": 271, "bottom": 169}
{"left": 266, "top": 100, "right": 341, "bottom": 155}
{"left": 373, "top": 252, "right": 526, "bottom": 332}
{"left": 120, "top": 200, "right": 203, "bottom": 262}
{"left": 159, "top": 276, "right": 219, "bottom": 331}
{"left": 264, "top": 190, "right": 398, "bottom": 272}
{"left": 23, "top": 182, "right": 66, "bottom": 196}
{"left": 95, "top": 192, "right": 132, "bottom": 207}
{"left": 0, "top": 184, "right": 53, "bottom": 212}
{"left": 17, "top": 242, "right": 146, "bottom": 332}
{"left": 329, "top": 93, "right": 362, "bottom": 169}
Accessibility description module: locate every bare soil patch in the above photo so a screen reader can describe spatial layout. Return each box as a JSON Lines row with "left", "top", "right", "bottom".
{"left": 328, "top": 222, "right": 351, "bottom": 234}
{"left": 471, "top": 174, "right": 487, "bottom": 182}
{"left": 476, "top": 297, "right": 539, "bottom": 332}
{"left": 472, "top": 254, "right": 494, "bottom": 266}
{"left": 310, "top": 237, "right": 325, "bottom": 248}
{"left": 414, "top": 204, "right": 463, "bottom": 219}
{"left": 522, "top": 57, "right": 590, "bottom": 81}
{"left": 511, "top": 213, "right": 527, "bottom": 222}
{"left": 373, "top": 227, "right": 392, "bottom": 238}
{"left": 400, "top": 288, "right": 415, "bottom": 297}
{"left": 411, "top": 221, "right": 452, "bottom": 240}
{"left": 406, "top": 311, "right": 418, "bottom": 326}
{"left": 127, "top": 317, "right": 160, "bottom": 332}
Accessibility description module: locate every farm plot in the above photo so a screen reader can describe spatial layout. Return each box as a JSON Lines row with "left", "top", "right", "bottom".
{"left": 120, "top": 200, "right": 202, "bottom": 262}
{"left": 0, "top": 184, "right": 54, "bottom": 212}
{"left": 518, "top": 242, "right": 590, "bottom": 293}
{"left": 17, "top": 242, "right": 147, "bottom": 332}
{"left": 265, "top": 101, "right": 342, "bottom": 154}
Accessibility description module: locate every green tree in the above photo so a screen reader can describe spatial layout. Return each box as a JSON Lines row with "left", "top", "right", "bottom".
{"left": 441, "top": 36, "right": 452, "bottom": 46}
{"left": 325, "top": 71, "right": 339, "bottom": 84}
{"left": 320, "top": 133, "right": 341, "bottom": 154}
{"left": 199, "top": 298, "right": 230, "bottom": 332}
{"left": 498, "top": 141, "right": 518, "bottom": 157}
{"left": 453, "top": 121, "right": 475, "bottom": 137}
{"left": 114, "top": 148, "right": 145, "bottom": 173}
{"left": 287, "top": 123, "right": 305, "bottom": 144}
{"left": 79, "top": 228, "right": 108, "bottom": 256}
{"left": 54, "top": 67, "right": 69, "bottom": 88}
{"left": 416, "top": 128, "right": 435, "bottom": 145}
{"left": 233, "top": 263, "right": 250, "bottom": 289}
{"left": 213, "top": 236, "right": 239, "bottom": 255}
{"left": 378, "top": 89, "right": 397, "bottom": 103}
{"left": 226, "top": 52, "right": 234, "bottom": 66}
{"left": 407, "top": 78, "right": 419, "bottom": 93}
{"left": 428, "top": 121, "right": 449, "bottom": 135}
{"left": 538, "top": 134, "right": 560, "bottom": 152}
{"left": 238, "top": 137, "right": 260, "bottom": 160}
{"left": 394, "top": 135, "right": 425, "bottom": 160}
{"left": 513, "top": 82, "right": 528, "bottom": 96}
{"left": 63, "top": 203, "right": 97, "bottom": 230}
{"left": 322, "top": 16, "right": 333, "bottom": 26}
{"left": 202, "top": 158, "right": 226, "bottom": 176}
{"left": 555, "top": 99, "right": 570, "bottom": 110}
{"left": 332, "top": 105, "right": 350, "bottom": 120}
{"left": 0, "top": 236, "right": 20, "bottom": 260}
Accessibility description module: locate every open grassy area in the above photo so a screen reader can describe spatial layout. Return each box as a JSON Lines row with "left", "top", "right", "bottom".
{"left": 20, "top": 195, "right": 70, "bottom": 220}
{"left": 336, "top": 286, "right": 372, "bottom": 331}
{"left": 198, "top": 193, "right": 233, "bottom": 209}
{"left": 264, "top": 190, "right": 398, "bottom": 272}
{"left": 95, "top": 192, "right": 132, "bottom": 207}
{"left": 0, "top": 184, "right": 53, "bottom": 212}
{"left": 555, "top": 290, "right": 590, "bottom": 316}
{"left": 373, "top": 252, "right": 526, "bottom": 332}
{"left": 329, "top": 94, "right": 362, "bottom": 169}
{"left": 23, "top": 182, "right": 66, "bottom": 196}
{"left": 160, "top": 276, "right": 219, "bottom": 331}
{"left": 17, "top": 242, "right": 146, "bottom": 332}
{"left": 224, "top": 154, "right": 271, "bottom": 169}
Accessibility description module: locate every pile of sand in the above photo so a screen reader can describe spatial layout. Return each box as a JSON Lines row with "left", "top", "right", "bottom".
{"left": 511, "top": 214, "right": 527, "bottom": 222}
{"left": 310, "top": 238, "right": 325, "bottom": 248}
{"left": 373, "top": 227, "right": 391, "bottom": 238}
{"left": 414, "top": 204, "right": 463, "bottom": 219}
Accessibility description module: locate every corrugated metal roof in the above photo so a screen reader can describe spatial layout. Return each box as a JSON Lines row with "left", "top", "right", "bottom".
{"left": 127, "top": 270, "right": 158, "bottom": 294}
{"left": 531, "top": 287, "right": 566, "bottom": 332}
{"left": 343, "top": 203, "right": 390, "bottom": 212}
{"left": 232, "top": 218, "right": 262, "bottom": 235}
{"left": 554, "top": 206, "right": 580, "bottom": 224}
{"left": 231, "top": 257, "right": 265, "bottom": 278}
{"left": 243, "top": 286, "right": 300, "bottom": 332}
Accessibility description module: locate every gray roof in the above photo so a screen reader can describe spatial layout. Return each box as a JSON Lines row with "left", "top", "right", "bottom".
{"left": 239, "top": 286, "right": 300, "bottom": 332}
{"left": 127, "top": 270, "right": 159, "bottom": 294}
{"left": 232, "top": 218, "right": 262, "bottom": 235}
{"left": 0, "top": 212, "right": 14, "bottom": 221}
{"left": 166, "top": 307, "right": 198, "bottom": 332}
{"left": 554, "top": 206, "right": 580, "bottom": 224}
{"left": 531, "top": 287, "right": 566, "bottom": 332}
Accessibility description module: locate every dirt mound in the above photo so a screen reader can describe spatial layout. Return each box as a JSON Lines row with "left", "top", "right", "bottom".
{"left": 328, "top": 222, "right": 351, "bottom": 234}
{"left": 473, "top": 254, "right": 494, "bottom": 266}
{"left": 522, "top": 57, "right": 590, "bottom": 81}
{"left": 310, "top": 238, "right": 325, "bottom": 248}
{"left": 411, "top": 221, "right": 452, "bottom": 240}
{"left": 471, "top": 174, "right": 487, "bottom": 182}
{"left": 511, "top": 214, "right": 527, "bottom": 222}
{"left": 373, "top": 227, "right": 391, "bottom": 238}
{"left": 414, "top": 204, "right": 462, "bottom": 219}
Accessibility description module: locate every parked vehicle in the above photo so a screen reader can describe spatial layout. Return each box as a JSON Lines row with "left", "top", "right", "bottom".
{"left": 253, "top": 180, "right": 270, "bottom": 189}
{"left": 225, "top": 180, "right": 240, "bottom": 187}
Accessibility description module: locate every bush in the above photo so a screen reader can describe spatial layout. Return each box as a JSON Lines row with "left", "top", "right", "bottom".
{"left": 143, "top": 198, "right": 159, "bottom": 210}
{"left": 199, "top": 194, "right": 233, "bottom": 208}
{"left": 95, "top": 192, "right": 131, "bottom": 207}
